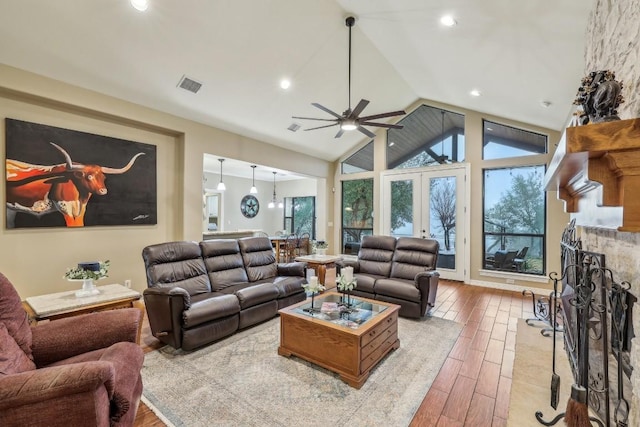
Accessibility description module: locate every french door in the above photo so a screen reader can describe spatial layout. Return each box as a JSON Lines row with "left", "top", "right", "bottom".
{"left": 381, "top": 165, "right": 468, "bottom": 281}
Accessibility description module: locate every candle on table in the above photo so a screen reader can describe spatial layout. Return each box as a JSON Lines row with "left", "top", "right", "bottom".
{"left": 309, "top": 276, "right": 318, "bottom": 287}
{"left": 343, "top": 266, "right": 354, "bottom": 282}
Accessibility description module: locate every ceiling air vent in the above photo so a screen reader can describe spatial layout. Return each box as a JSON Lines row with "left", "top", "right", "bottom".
{"left": 177, "top": 75, "right": 203, "bottom": 94}
{"left": 288, "top": 123, "right": 301, "bottom": 132}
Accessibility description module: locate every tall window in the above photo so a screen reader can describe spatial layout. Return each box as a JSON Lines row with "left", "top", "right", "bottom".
{"left": 387, "top": 104, "right": 465, "bottom": 169}
{"left": 483, "top": 120, "right": 547, "bottom": 160}
{"left": 283, "top": 196, "right": 315, "bottom": 238}
{"left": 483, "top": 165, "right": 546, "bottom": 275}
{"left": 342, "top": 179, "right": 373, "bottom": 254}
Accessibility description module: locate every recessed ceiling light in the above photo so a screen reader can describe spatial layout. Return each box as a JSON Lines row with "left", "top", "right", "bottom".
{"left": 440, "top": 15, "right": 457, "bottom": 27}
{"left": 280, "top": 79, "right": 291, "bottom": 90}
{"left": 470, "top": 89, "right": 481, "bottom": 97}
{"left": 130, "top": 0, "right": 148, "bottom": 12}
{"left": 486, "top": 127, "right": 493, "bottom": 132}
{"left": 388, "top": 141, "right": 395, "bottom": 147}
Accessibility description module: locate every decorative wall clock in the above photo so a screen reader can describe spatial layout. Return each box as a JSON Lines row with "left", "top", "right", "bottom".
{"left": 240, "top": 195, "right": 259, "bottom": 218}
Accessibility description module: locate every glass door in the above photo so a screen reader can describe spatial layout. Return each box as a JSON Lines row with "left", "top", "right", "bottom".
{"left": 382, "top": 166, "right": 467, "bottom": 281}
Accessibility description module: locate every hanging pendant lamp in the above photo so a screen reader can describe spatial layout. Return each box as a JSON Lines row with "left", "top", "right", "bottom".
{"left": 268, "top": 172, "right": 283, "bottom": 209}
{"left": 217, "top": 158, "right": 226, "bottom": 191}
{"left": 250, "top": 165, "right": 258, "bottom": 194}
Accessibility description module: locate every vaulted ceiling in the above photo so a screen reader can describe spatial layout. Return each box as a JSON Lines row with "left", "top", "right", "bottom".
{"left": 0, "top": 0, "right": 593, "bottom": 165}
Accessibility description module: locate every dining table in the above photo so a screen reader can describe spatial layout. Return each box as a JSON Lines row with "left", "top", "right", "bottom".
{"left": 269, "top": 236, "right": 287, "bottom": 263}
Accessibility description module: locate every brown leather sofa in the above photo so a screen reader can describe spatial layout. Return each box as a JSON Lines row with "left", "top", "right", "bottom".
{"left": 142, "top": 236, "right": 307, "bottom": 351}
{"left": 338, "top": 235, "right": 440, "bottom": 318}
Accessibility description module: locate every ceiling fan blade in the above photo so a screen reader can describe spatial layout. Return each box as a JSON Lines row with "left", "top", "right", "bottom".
{"left": 292, "top": 116, "right": 339, "bottom": 122}
{"left": 360, "top": 122, "right": 404, "bottom": 129}
{"left": 348, "top": 99, "right": 370, "bottom": 119}
{"left": 311, "top": 103, "right": 343, "bottom": 119}
{"left": 359, "top": 110, "right": 406, "bottom": 121}
{"left": 304, "top": 123, "right": 339, "bottom": 131}
{"left": 334, "top": 128, "right": 345, "bottom": 138}
{"left": 357, "top": 126, "right": 376, "bottom": 138}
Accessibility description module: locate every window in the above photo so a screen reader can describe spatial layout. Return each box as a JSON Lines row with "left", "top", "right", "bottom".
{"left": 341, "top": 141, "right": 374, "bottom": 174}
{"left": 387, "top": 105, "right": 465, "bottom": 169}
{"left": 483, "top": 165, "right": 546, "bottom": 275}
{"left": 283, "top": 196, "right": 315, "bottom": 238}
{"left": 483, "top": 120, "right": 547, "bottom": 160}
{"left": 341, "top": 179, "right": 373, "bottom": 254}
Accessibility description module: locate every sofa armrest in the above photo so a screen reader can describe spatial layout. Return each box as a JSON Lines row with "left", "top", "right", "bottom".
{"left": 277, "top": 262, "right": 306, "bottom": 277}
{"left": 0, "top": 361, "right": 115, "bottom": 410}
{"left": 336, "top": 259, "right": 360, "bottom": 274}
{"left": 31, "top": 308, "right": 143, "bottom": 367}
{"left": 415, "top": 271, "right": 440, "bottom": 314}
{"left": 142, "top": 287, "right": 190, "bottom": 349}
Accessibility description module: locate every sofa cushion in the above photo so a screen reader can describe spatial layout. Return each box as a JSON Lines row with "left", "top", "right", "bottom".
{"left": 358, "top": 235, "right": 396, "bottom": 277}
{"left": 200, "top": 240, "right": 250, "bottom": 291}
{"left": 143, "top": 241, "right": 211, "bottom": 296}
{"left": 272, "top": 276, "right": 307, "bottom": 298}
{"left": 352, "top": 273, "right": 384, "bottom": 294}
{"left": 235, "top": 283, "right": 280, "bottom": 310}
{"left": 374, "top": 277, "right": 421, "bottom": 302}
{"left": 183, "top": 294, "right": 240, "bottom": 328}
{"left": 390, "top": 237, "right": 439, "bottom": 280}
{"left": 0, "top": 323, "right": 36, "bottom": 376}
{"left": 0, "top": 273, "right": 33, "bottom": 360}
{"left": 238, "top": 237, "right": 278, "bottom": 282}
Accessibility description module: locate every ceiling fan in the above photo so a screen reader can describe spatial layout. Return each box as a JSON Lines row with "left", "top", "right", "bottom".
{"left": 293, "top": 16, "right": 406, "bottom": 139}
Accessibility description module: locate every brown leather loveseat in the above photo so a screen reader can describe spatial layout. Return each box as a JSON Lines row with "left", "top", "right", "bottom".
{"left": 338, "top": 235, "right": 440, "bottom": 318}
{"left": 142, "top": 236, "right": 307, "bottom": 350}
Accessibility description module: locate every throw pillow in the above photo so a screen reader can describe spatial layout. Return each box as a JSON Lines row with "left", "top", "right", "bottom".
{"left": 0, "top": 322, "right": 36, "bottom": 376}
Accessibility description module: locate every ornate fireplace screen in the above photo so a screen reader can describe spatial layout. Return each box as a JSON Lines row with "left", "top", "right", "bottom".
{"left": 546, "top": 219, "right": 635, "bottom": 427}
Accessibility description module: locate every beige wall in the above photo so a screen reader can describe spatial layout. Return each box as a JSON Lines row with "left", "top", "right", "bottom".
{"left": 0, "top": 64, "right": 332, "bottom": 298}
{"left": 334, "top": 98, "right": 568, "bottom": 292}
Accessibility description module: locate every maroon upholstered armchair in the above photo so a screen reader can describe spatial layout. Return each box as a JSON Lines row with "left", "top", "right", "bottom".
{"left": 0, "top": 273, "right": 144, "bottom": 427}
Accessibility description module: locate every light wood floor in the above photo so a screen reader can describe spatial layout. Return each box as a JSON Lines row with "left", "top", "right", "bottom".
{"left": 134, "top": 279, "right": 536, "bottom": 426}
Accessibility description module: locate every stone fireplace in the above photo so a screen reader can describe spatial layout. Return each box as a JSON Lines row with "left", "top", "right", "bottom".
{"left": 581, "top": 1, "right": 640, "bottom": 425}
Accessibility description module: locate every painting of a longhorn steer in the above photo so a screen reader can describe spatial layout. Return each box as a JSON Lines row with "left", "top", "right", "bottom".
{"left": 7, "top": 142, "right": 145, "bottom": 227}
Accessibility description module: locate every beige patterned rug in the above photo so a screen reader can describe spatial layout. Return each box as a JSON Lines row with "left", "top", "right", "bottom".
{"left": 141, "top": 315, "right": 462, "bottom": 427}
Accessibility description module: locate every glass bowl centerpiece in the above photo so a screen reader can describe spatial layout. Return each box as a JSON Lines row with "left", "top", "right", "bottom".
{"left": 64, "top": 260, "right": 110, "bottom": 297}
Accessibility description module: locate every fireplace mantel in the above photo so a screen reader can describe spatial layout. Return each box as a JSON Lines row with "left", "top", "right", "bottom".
{"left": 544, "top": 118, "right": 640, "bottom": 232}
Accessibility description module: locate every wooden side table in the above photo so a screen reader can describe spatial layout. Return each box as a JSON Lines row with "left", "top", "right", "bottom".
{"left": 23, "top": 284, "right": 143, "bottom": 342}
{"left": 295, "top": 254, "right": 342, "bottom": 289}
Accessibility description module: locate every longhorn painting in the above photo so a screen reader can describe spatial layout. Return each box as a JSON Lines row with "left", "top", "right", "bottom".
{"left": 5, "top": 118, "right": 157, "bottom": 228}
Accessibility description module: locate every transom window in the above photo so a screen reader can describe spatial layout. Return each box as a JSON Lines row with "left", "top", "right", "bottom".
{"left": 483, "top": 120, "right": 547, "bottom": 160}
{"left": 341, "top": 141, "right": 374, "bottom": 174}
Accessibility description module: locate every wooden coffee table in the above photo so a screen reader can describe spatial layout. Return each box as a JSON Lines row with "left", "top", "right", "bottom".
{"left": 278, "top": 292, "right": 400, "bottom": 388}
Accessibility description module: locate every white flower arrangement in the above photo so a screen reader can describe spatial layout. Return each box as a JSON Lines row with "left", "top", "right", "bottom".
{"left": 312, "top": 240, "right": 328, "bottom": 250}
{"left": 337, "top": 266, "right": 357, "bottom": 292}
{"left": 64, "top": 260, "right": 110, "bottom": 281}
{"left": 302, "top": 276, "right": 326, "bottom": 294}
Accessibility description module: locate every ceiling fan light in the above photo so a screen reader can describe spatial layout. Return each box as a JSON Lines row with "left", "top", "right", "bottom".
{"left": 341, "top": 119, "right": 357, "bottom": 131}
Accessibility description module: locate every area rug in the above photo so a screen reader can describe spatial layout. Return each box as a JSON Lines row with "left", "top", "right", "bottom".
{"left": 141, "top": 315, "right": 462, "bottom": 427}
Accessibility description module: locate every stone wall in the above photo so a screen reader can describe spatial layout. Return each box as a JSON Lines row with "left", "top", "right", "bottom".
{"left": 583, "top": 1, "right": 640, "bottom": 424}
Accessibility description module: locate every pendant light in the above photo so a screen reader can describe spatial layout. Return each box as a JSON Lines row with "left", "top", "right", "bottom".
{"left": 249, "top": 165, "right": 258, "bottom": 194}
{"left": 217, "top": 158, "right": 226, "bottom": 191}
{"left": 268, "top": 172, "right": 283, "bottom": 209}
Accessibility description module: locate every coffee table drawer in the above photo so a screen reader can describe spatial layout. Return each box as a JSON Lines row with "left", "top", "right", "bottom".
{"left": 361, "top": 311, "right": 397, "bottom": 347}
{"left": 361, "top": 329, "right": 398, "bottom": 374}
{"left": 361, "top": 319, "right": 397, "bottom": 360}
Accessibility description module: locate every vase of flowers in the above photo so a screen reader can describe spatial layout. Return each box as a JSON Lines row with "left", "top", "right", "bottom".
{"left": 64, "top": 260, "right": 110, "bottom": 298}
{"left": 302, "top": 276, "right": 325, "bottom": 314}
{"left": 337, "top": 266, "right": 357, "bottom": 308}
{"left": 313, "top": 240, "right": 328, "bottom": 256}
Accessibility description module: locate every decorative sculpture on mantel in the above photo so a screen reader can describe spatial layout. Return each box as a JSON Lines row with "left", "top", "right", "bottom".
{"left": 573, "top": 70, "right": 625, "bottom": 125}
